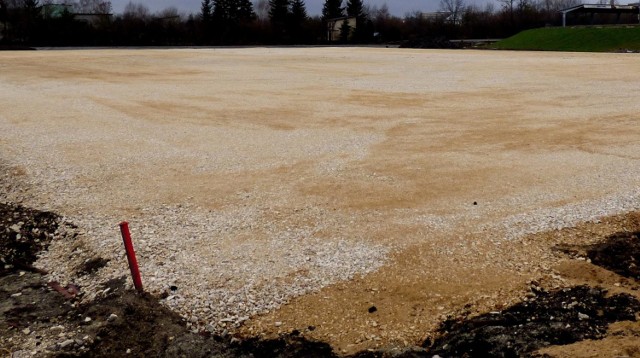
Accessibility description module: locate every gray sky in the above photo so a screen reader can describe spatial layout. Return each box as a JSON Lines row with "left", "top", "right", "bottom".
{"left": 110, "top": 0, "right": 495, "bottom": 17}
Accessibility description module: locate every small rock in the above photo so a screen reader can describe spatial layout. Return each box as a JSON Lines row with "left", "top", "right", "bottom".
{"left": 274, "top": 321, "right": 282, "bottom": 327}
{"left": 11, "top": 292, "right": 23, "bottom": 297}
{"left": 84, "top": 317, "right": 92, "bottom": 323}
{"left": 578, "top": 312, "right": 590, "bottom": 320}
{"left": 126, "top": 348, "right": 131, "bottom": 354}
{"left": 107, "top": 314, "right": 118, "bottom": 322}
{"left": 368, "top": 306, "right": 377, "bottom": 313}
{"left": 59, "top": 339, "right": 75, "bottom": 348}
{"left": 22, "top": 328, "right": 31, "bottom": 335}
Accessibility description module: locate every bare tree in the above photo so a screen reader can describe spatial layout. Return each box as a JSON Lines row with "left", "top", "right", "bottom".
{"left": 498, "top": 0, "right": 516, "bottom": 26}
{"left": 374, "top": 3, "right": 390, "bottom": 22}
{"left": 74, "top": 0, "right": 112, "bottom": 13}
{"left": 541, "top": 0, "right": 582, "bottom": 12}
{"left": 157, "top": 6, "right": 179, "bottom": 19}
{"left": 123, "top": 1, "right": 149, "bottom": 20}
{"left": 439, "top": 0, "right": 465, "bottom": 24}
{"left": 253, "top": 0, "right": 269, "bottom": 21}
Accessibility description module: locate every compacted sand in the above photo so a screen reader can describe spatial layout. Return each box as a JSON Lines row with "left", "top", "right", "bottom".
{"left": 1, "top": 48, "right": 640, "bottom": 354}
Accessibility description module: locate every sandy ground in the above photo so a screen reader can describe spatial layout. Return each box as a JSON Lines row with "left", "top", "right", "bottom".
{"left": 1, "top": 48, "right": 640, "bottom": 354}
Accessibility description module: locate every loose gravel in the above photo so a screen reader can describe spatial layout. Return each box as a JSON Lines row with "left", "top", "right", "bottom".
{"left": 1, "top": 48, "right": 640, "bottom": 345}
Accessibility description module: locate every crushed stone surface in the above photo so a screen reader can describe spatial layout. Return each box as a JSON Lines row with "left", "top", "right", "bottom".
{"left": 1, "top": 48, "right": 639, "bottom": 351}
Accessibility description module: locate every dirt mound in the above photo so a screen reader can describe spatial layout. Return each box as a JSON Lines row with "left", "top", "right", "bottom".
{"left": 0, "top": 202, "right": 59, "bottom": 276}
{"left": 425, "top": 286, "right": 640, "bottom": 357}
{"left": 586, "top": 231, "right": 640, "bottom": 280}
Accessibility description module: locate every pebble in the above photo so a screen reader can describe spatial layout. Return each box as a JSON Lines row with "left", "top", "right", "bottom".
{"left": 59, "top": 339, "right": 75, "bottom": 348}
{"left": 107, "top": 313, "right": 118, "bottom": 322}
{"left": 274, "top": 321, "right": 282, "bottom": 327}
{"left": 84, "top": 317, "right": 92, "bottom": 323}
{"left": 22, "top": 328, "right": 31, "bottom": 335}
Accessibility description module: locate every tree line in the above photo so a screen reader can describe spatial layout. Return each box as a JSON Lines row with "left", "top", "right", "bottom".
{"left": 0, "top": 0, "right": 591, "bottom": 47}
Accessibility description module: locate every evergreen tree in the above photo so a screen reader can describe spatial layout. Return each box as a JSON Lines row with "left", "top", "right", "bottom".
{"left": 214, "top": 0, "right": 255, "bottom": 22}
{"left": 20, "top": 0, "right": 41, "bottom": 43}
{"left": 268, "top": 0, "right": 289, "bottom": 41}
{"left": 201, "top": 0, "right": 212, "bottom": 22}
{"left": 322, "top": 0, "right": 343, "bottom": 20}
{"left": 290, "top": 0, "right": 308, "bottom": 23}
{"left": 213, "top": 0, "right": 255, "bottom": 44}
{"left": 0, "top": 0, "right": 6, "bottom": 41}
{"left": 269, "top": 0, "right": 289, "bottom": 25}
{"left": 346, "top": 0, "right": 364, "bottom": 18}
{"left": 338, "top": 18, "right": 350, "bottom": 42}
{"left": 289, "top": 0, "right": 308, "bottom": 43}
{"left": 234, "top": 0, "right": 255, "bottom": 21}
{"left": 346, "top": 0, "right": 369, "bottom": 42}
{"left": 200, "top": 0, "right": 213, "bottom": 43}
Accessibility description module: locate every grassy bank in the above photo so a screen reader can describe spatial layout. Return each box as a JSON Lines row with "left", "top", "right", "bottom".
{"left": 493, "top": 26, "right": 640, "bottom": 52}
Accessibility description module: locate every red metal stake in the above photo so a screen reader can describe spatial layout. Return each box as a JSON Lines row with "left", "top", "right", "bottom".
{"left": 119, "top": 221, "right": 143, "bottom": 292}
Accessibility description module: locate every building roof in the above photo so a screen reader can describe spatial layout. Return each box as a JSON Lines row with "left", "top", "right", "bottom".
{"left": 560, "top": 3, "right": 639, "bottom": 14}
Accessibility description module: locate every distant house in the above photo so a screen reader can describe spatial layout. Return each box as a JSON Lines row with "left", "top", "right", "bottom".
{"left": 420, "top": 11, "right": 450, "bottom": 21}
{"left": 559, "top": 2, "right": 640, "bottom": 27}
{"left": 42, "top": 3, "right": 112, "bottom": 25}
{"left": 73, "top": 13, "right": 113, "bottom": 25}
{"left": 42, "top": 4, "right": 74, "bottom": 18}
{"left": 326, "top": 16, "right": 357, "bottom": 42}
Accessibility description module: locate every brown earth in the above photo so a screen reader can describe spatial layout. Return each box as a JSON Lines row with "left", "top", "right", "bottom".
{"left": 240, "top": 211, "right": 640, "bottom": 355}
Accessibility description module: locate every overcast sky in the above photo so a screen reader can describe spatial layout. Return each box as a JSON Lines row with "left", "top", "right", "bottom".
{"left": 109, "top": 0, "right": 495, "bottom": 17}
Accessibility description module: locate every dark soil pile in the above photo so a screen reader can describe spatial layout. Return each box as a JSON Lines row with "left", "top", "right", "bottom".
{"left": 0, "top": 202, "right": 59, "bottom": 276}
{"left": 424, "top": 287, "right": 640, "bottom": 357}
{"left": 586, "top": 231, "right": 640, "bottom": 280}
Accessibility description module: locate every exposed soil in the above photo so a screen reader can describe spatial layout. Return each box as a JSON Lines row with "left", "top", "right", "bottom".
{"left": 426, "top": 286, "right": 640, "bottom": 357}
{"left": 586, "top": 231, "right": 640, "bottom": 280}
{"left": 3, "top": 201, "right": 640, "bottom": 357}
{"left": 0, "top": 202, "right": 59, "bottom": 276}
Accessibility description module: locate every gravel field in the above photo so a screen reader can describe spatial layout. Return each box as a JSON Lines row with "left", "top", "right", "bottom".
{"left": 1, "top": 47, "right": 640, "bottom": 353}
